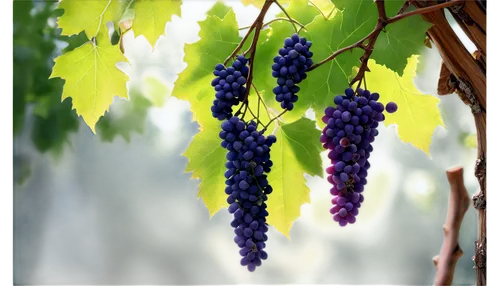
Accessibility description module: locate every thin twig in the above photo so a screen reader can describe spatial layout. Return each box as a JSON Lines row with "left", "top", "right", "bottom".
{"left": 246, "top": 105, "right": 265, "bottom": 127}
{"left": 262, "top": 109, "right": 287, "bottom": 132}
{"left": 224, "top": 26, "right": 255, "bottom": 66}
{"left": 252, "top": 83, "right": 272, "bottom": 121}
{"left": 397, "top": 0, "right": 411, "bottom": 15}
{"left": 272, "top": 0, "right": 298, "bottom": 33}
{"left": 239, "top": 17, "right": 306, "bottom": 31}
{"left": 388, "top": 0, "right": 465, "bottom": 24}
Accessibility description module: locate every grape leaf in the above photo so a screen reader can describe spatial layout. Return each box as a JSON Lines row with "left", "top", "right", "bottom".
{"left": 296, "top": 13, "right": 364, "bottom": 124}
{"left": 141, "top": 72, "right": 172, "bottom": 108}
{"left": 49, "top": 32, "right": 130, "bottom": 133}
{"left": 252, "top": 0, "right": 320, "bottom": 122}
{"left": 267, "top": 117, "right": 323, "bottom": 237}
{"left": 173, "top": 7, "right": 241, "bottom": 125}
{"left": 56, "top": 0, "right": 124, "bottom": 39}
{"left": 183, "top": 94, "right": 229, "bottom": 217}
{"left": 207, "top": 1, "right": 231, "bottom": 19}
{"left": 173, "top": 10, "right": 240, "bottom": 216}
{"left": 365, "top": 56, "right": 444, "bottom": 155}
{"left": 240, "top": 0, "right": 289, "bottom": 9}
{"left": 332, "top": 0, "right": 431, "bottom": 75}
{"left": 96, "top": 87, "right": 153, "bottom": 142}
{"left": 132, "top": 0, "right": 181, "bottom": 48}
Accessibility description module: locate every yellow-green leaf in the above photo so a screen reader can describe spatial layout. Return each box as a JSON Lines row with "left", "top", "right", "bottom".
{"left": 141, "top": 72, "right": 172, "bottom": 108}
{"left": 365, "top": 55, "right": 444, "bottom": 155}
{"left": 298, "top": 12, "right": 364, "bottom": 124}
{"left": 174, "top": 9, "right": 240, "bottom": 216}
{"left": 132, "top": 0, "right": 181, "bottom": 48}
{"left": 182, "top": 118, "right": 228, "bottom": 218}
{"left": 56, "top": 0, "right": 124, "bottom": 39}
{"left": 173, "top": 10, "right": 239, "bottom": 105}
{"left": 267, "top": 117, "right": 323, "bottom": 237}
{"left": 49, "top": 32, "right": 130, "bottom": 133}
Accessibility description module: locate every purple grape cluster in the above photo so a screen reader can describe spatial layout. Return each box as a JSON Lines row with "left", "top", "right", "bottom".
{"left": 320, "top": 87, "right": 397, "bottom": 226}
{"left": 271, "top": 33, "right": 313, "bottom": 111}
{"left": 219, "top": 116, "right": 276, "bottom": 271}
{"left": 211, "top": 55, "right": 249, "bottom": 120}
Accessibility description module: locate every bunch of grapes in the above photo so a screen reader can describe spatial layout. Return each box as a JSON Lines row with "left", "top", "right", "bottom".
{"left": 211, "top": 55, "right": 249, "bottom": 120}
{"left": 271, "top": 33, "right": 313, "bottom": 111}
{"left": 219, "top": 116, "right": 276, "bottom": 271}
{"left": 320, "top": 87, "right": 397, "bottom": 226}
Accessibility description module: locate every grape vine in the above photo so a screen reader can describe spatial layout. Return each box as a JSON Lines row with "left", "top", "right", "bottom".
{"left": 42, "top": 0, "right": 486, "bottom": 282}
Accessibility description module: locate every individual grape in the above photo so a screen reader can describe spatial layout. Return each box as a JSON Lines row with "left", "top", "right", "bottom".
{"left": 320, "top": 86, "right": 390, "bottom": 226}
{"left": 211, "top": 55, "right": 249, "bottom": 120}
{"left": 386, "top": 101, "right": 398, "bottom": 113}
{"left": 272, "top": 33, "right": 313, "bottom": 111}
{"left": 219, "top": 117, "right": 276, "bottom": 271}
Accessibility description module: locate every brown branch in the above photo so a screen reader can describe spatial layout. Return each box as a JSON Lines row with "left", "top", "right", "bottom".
{"left": 229, "top": 0, "right": 274, "bottom": 119}
{"left": 413, "top": 2, "right": 487, "bottom": 284}
{"left": 437, "top": 61, "right": 455, "bottom": 96}
{"left": 450, "top": 1, "right": 488, "bottom": 76}
{"left": 240, "top": 0, "right": 273, "bottom": 104}
{"left": 397, "top": 0, "right": 411, "bottom": 15}
{"left": 433, "top": 167, "right": 470, "bottom": 286}
{"left": 273, "top": 0, "right": 298, "bottom": 33}
{"left": 239, "top": 17, "right": 306, "bottom": 31}
{"left": 307, "top": 0, "right": 464, "bottom": 87}
{"left": 388, "top": 0, "right": 465, "bottom": 24}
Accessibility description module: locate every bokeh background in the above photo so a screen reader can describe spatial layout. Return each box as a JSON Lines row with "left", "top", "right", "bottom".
{"left": 13, "top": 1, "right": 480, "bottom": 284}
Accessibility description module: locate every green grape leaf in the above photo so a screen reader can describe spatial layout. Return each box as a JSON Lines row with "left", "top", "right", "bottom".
{"left": 31, "top": 96, "right": 79, "bottom": 157}
{"left": 141, "top": 72, "right": 172, "bottom": 108}
{"left": 207, "top": 1, "right": 231, "bottom": 19}
{"left": 132, "top": 0, "right": 181, "bottom": 48}
{"left": 296, "top": 13, "right": 364, "bottom": 124}
{"left": 172, "top": 4, "right": 241, "bottom": 127}
{"left": 365, "top": 56, "right": 444, "bottom": 155}
{"left": 56, "top": 0, "right": 124, "bottom": 39}
{"left": 49, "top": 32, "right": 130, "bottom": 133}
{"left": 183, "top": 97, "right": 228, "bottom": 217}
{"left": 252, "top": 0, "right": 320, "bottom": 122}
{"left": 174, "top": 7, "right": 322, "bottom": 238}
{"left": 332, "top": 0, "right": 431, "bottom": 75}
{"left": 267, "top": 117, "right": 323, "bottom": 237}
{"left": 96, "top": 88, "right": 153, "bottom": 142}
{"left": 240, "top": 0, "right": 289, "bottom": 9}
{"left": 173, "top": 10, "right": 240, "bottom": 216}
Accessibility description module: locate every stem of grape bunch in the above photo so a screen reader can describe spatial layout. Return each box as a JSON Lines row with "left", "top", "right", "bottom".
{"left": 225, "top": 0, "right": 274, "bottom": 123}
{"left": 306, "top": 0, "right": 466, "bottom": 89}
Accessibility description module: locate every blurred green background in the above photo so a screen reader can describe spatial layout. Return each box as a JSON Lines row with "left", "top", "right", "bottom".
{"left": 13, "top": 1, "right": 480, "bottom": 284}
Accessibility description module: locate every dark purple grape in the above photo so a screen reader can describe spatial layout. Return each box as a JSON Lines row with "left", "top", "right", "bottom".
{"left": 386, "top": 101, "right": 398, "bottom": 113}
